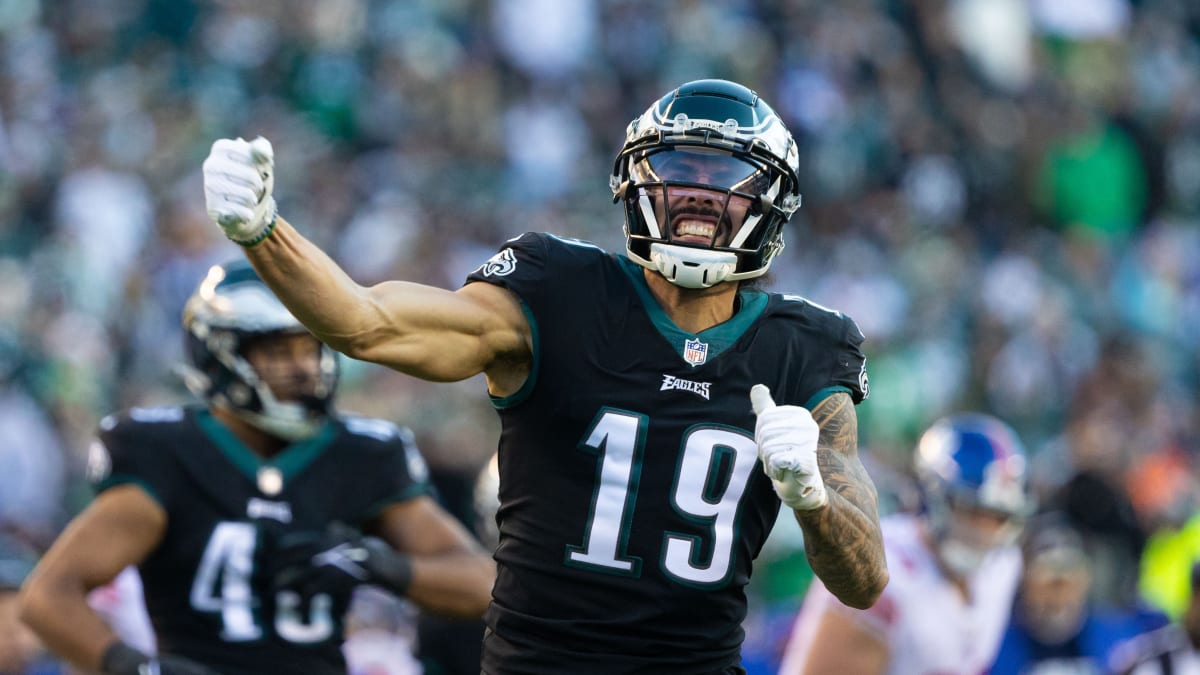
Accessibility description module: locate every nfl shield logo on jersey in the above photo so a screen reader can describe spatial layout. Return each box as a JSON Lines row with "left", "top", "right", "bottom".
{"left": 683, "top": 338, "right": 709, "bottom": 366}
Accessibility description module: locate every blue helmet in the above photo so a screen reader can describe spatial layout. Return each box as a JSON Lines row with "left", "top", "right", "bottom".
{"left": 611, "top": 79, "right": 802, "bottom": 289}
{"left": 915, "top": 413, "right": 1032, "bottom": 518}
{"left": 181, "top": 260, "right": 338, "bottom": 440}
{"left": 914, "top": 413, "right": 1032, "bottom": 575}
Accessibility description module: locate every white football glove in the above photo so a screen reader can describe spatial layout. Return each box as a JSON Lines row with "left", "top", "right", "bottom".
{"left": 750, "top": 384, "right": 828, "bottom": 511}
{"left": 202, "top": 136, "right": 277, "bottom": 245}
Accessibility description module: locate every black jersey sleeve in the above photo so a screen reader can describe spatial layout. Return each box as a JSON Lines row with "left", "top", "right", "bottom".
{"left": 88, "top": 408, "right": 184, "bottom": 510}
{"left": 463, "top": 232, "right": 552, "bottom": 301}
{"left": 464, "top": 232, "right": 612, "bottom": 408}
{"left": 339, "top": 417, "right": 435, "bottom": 522}
{"left": 772, "top": 300, "right": 871, "bottom": 411}
{"left": 464, "top": 231, "right": 611, "bottom": 306}
{"left": 816, "top": 313, "right": 869, "bottom": 407}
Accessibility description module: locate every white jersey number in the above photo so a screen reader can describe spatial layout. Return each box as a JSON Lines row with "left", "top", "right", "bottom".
{"left": 566, "top": 408, "right": 758, "bottom": 586}
{"left": 190, "top": 522, "right": 334, "bottom": 643}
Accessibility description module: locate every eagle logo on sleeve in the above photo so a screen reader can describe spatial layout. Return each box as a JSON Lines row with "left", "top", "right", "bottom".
{"left": 476, "top": 248, "right": 518, "bottom": 277}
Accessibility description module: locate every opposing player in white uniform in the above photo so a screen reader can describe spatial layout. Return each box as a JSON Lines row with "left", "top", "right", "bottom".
{"left": 779, "top": 413, "right": 1031, "bottom": 674}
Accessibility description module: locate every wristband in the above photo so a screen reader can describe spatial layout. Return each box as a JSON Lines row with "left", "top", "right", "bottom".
{"left": 99, "top": 640, "right": 150, "bottom": 675}
{"left": 371, "top": 545, "right": 414, "bottom": 596}
{"left": 235, "top": 211, "right": 278, "bottom": 248}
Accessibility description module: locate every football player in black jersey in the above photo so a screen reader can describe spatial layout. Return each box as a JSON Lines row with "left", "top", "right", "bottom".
{"left": 19, "top": 261, "right": 494, "bottom": 675}
{"left": 201, "top": 79, "right": 889, "bottom": 673}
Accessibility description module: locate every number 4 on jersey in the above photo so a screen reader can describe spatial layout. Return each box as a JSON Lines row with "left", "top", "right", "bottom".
{"left": 190, "top": 521, "right": 334, "bottom": 643}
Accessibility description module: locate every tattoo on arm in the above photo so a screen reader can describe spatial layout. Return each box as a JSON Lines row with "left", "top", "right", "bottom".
{"left": 795, "top": 393, "right": 888, "bottom": 608}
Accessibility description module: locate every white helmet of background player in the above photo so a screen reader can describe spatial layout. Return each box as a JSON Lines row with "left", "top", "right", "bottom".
{"left": 914, "top": 413, "right": 1033, "bottom": 577}
{"left": 611, "top": 79, "right": 802, "bottom": 289}
{"left": 181, "top": 260, "right": 338, "bottom": 440}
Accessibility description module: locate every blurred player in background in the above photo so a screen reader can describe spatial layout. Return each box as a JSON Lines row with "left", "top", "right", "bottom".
{"left": 201, "top": 78, "right": 888, "bottom": 673}
{"left": 991, "top": 513, "right": 1164, "bottom": 674}
{"left": 18, "top": 261, "right": 493, "bottom": 675}
{"left": 779, "top": 413, "right": 1031, "bottom": 674}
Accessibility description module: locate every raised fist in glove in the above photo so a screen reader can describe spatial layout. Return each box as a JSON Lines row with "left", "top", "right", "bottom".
{"left": 202, "top": 136, "right": 277, "bottom": 245}
{"left": 750, "top": 384, "right": 828, "bottom": 511}
{"left": 265, "top": 523, "right": 413, "bottom": 601}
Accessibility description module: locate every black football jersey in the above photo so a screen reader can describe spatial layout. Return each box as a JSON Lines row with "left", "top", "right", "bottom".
{"left": 88, "top": 406, "right": 432, "bottom": 675}
{"left": 465, "top": 233, "right": 869, "bottom": 674}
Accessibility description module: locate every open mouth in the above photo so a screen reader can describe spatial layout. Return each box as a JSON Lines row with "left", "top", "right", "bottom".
{"left": 671, "top": 212, "right": 726, "bottom": 246}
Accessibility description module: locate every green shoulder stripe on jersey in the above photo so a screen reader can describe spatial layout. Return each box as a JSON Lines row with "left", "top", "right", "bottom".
{"left": 490, "top": 298, "right": 540, "bottom": 410}
{"left": 194, "top": 409, "right": 338, "bottom": 484}
{"left": 804, "top": 385, "right": 853, "bottom": 410}
{"left": 93, "top": 475, "right": 165, "bottom": 509}
{"left": 617, "top": 256, "right": 768, "bottom": 365}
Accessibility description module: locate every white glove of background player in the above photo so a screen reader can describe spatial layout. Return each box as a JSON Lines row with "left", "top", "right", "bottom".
{"left": 203, "top": 136, "right": 277, "bottom": 245}
{"left": 750, "top": 384, "right": 828, "bottom": 511}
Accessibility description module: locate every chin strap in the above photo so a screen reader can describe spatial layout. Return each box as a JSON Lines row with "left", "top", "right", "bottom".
{"left": 235, "top": 406, "right": 323, "bottom": 441}
{"left": 646, "top": 243, "right": 738, "bottom": 289}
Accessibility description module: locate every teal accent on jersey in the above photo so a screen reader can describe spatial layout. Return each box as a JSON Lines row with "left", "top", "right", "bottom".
{"left": 545, "top": 233, "right": 604, "bottom": 250}
{"left": 803, "top": 385, "right": 852, "bottom": 410}
{"left": 617, "top": 256, "right": 768, "bottom": 365}
{"left": 490, "top": 299, "right": 540, "bottom": 410}
{"left": 93, "top": 474, "right": 164, "bottom": 507}
{"left": 194, "top": 409, "right": 337, "bottom": 485}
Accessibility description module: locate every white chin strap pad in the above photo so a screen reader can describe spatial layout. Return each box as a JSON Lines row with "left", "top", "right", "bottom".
{"left": 239, "top": 403, "right": 322, "bottom": 441}
{"left": 244, "top": 378, "right": 322, "bottom": 441}
{"left": 649, "top": 243, "right": 738, "bottom": 289}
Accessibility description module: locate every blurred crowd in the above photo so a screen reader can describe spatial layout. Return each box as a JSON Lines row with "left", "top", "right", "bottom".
{"left": 1, "top": 0, "right": 1198, "bottom": 671}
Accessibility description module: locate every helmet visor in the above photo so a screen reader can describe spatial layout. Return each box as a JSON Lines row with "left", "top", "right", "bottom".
{"left": 631, "top": 148, "right": 768, "bottom": 194}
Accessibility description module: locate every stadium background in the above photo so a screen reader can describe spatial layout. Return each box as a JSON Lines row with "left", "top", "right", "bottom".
{"left": 0, "top": 0, "right": 1198, "bottom": 672}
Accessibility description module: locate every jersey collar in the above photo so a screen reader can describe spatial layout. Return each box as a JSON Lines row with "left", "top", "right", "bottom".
{"left": 193, "top": 408, "right": 338, "bottom": 490}
{"left": 617, "top": 255, "right": 767, "bottom": 367}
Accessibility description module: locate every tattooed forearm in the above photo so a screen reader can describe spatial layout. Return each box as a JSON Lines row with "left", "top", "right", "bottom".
{"left": 795, "top": 393, "right": 888, "bottom": 608}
